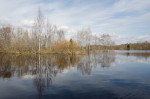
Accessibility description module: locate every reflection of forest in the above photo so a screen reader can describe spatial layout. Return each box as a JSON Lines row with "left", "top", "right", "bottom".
{"left": 77, "top": 51, "right": 116, "bottom": 75}
{"left": 120, "top": 52, "right": 150, "bottom": 59}
{"left": 0, "top": 54, "right": 82, "bottom": 96}
{"left": 0, "top": 51, "right": 116, "bottom": 79}
{"left": 0, "top": 54, "right": 81, "bottom": 79}
{"left": 0, "top": 51, "right": 116, "bottom": 96}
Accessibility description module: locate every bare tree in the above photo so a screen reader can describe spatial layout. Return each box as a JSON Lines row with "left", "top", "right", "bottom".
{"left": 76, "top": 27, "right": 92, "bottom": 52}
{"left": 0, "top": 26, "right": 12, "bottom": 50}
{"left": 45, "top": 18, "right": 53, "bottom": 48}
{"left": 99, "top": 34, "right": 115, "bottom": 50}
{"left": 85, "top": 27, "right": 92, "bottom": 51}
{"left": 57, "top": 29, "right": 65, "bottom": 42}
{"left": 34, "top": 8, "right": 44, "bottom": 53}
{"left": 31, "top": 26, "right": 38, "bottom": 51}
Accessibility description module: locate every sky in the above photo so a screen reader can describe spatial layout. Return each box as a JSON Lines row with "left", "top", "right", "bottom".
{"left": 0, "top": 0, "right": 150, "bottom": 44}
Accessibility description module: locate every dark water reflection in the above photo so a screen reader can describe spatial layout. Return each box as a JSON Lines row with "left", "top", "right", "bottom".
{"left": 0, "top": 51, "right": 150, "bottom": 99}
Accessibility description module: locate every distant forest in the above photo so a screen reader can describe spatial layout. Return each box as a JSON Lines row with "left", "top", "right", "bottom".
{"left": 112, "top": 42, "right": 150, "bottom": 50}
{"left": 91, "top": 41, "right": 150, "bottom": 50}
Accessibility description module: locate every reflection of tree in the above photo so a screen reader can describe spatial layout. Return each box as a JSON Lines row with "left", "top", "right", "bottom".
{"left": 98, "top": 51, "right": 115, "bottom": 67}
{"left": 77, "top": 54, "right": 92, "bottom": 75}
{"left": 0, "top": 54, "right": 81, "bottom": 97}
{"left": 121, "top": 52, "right": 150, "bottom": 59}
{"left": 33, "top": 55, "right": 82, "bottom": 96}
{"left": 0, "top": 51, "right": 116, "bottom": 96}
{"left": 0, "top": 51, "right": 116, "bottom": 78}
{"left": 0, "top": 54, "right": 13, "bottom": 79}
{"left": 77, "top": 51, "right": 116, "bottom": 75}
{"left": 0, "top": 54, "right": 81, "bottom": 79}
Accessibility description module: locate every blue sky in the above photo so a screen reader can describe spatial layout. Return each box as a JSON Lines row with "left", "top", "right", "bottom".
{"left": 0, "top": 0, "right": 150, "bottom": 44}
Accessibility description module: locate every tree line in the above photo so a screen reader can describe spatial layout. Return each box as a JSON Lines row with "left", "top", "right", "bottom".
{"left": 1, "top": 8, "right": 148, "bottom": 54}
{"left": 112, "top": 41, "right": 150, "bottom": 50}
{"left": 0, "top": 8, "right": 115, "bottom": 54}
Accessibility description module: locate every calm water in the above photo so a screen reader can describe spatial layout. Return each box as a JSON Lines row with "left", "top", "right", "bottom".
{"left": 0, "top": 51, "right": 150, "bottom": 99}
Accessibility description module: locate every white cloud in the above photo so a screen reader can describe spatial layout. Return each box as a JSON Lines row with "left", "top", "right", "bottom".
{"left": 21, "top": 20, "right": 34, "bottom": 27}
{"left": 59, "top": 25, "right": 69, "bottom": 30}
{"left": 0, "top": 0, "right": 150, "bottom": 44}
{"left": 113, "top": 0, "right": 150, "bottom": 12}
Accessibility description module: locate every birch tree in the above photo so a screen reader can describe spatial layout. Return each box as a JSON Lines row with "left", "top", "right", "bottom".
{"left": 34, "top": 8, "right": 44, "bottom": 53}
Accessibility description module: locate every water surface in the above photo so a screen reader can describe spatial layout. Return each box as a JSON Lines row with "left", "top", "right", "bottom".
{"left": 0, "top": 51, "right": 150, "bottom": 99}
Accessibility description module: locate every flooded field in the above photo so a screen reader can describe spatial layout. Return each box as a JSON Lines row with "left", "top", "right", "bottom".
{"left": 0, "top": 50, "right": 150, "bottom": 99}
